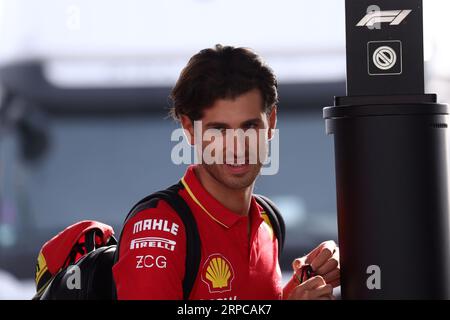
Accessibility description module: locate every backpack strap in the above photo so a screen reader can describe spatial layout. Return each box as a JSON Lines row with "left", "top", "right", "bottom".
{"left": 112, "top": 182, "right": 201, "bottom": 300}
{"left": 254, "top": 194, "right": 285, "bottom": 258}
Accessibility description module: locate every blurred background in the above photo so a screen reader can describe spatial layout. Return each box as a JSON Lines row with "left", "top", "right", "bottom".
{"left": 0, "top": 0, "right": 448, "bottom": 299}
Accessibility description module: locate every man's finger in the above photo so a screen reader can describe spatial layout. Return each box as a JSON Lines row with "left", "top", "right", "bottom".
{"left": 299, "top": 275, "right": 326, "bottom": 290}
{"left": 307, "top": 284, "right": 333, "bottom": 300}
{"left": 331, "top": 247, "right": 340, "bottom": 268}
{"left": 333, "top": 246, "right": 340, "bottom": 262}
{"left": 323, "top": 268, "right": 340, "bottom": 280}
{"left": 304, "top": 246, "right": 321, "bottom": 265}
{"left": 329, "top": 280, "right": 340, "bottom": 288}
{"left": 322, "top": 269, "right": 340, "bottom": 284}
{"left": 306, "top": 240, "right": 336, "bottom": 265}
{"left": 292, "top": 256, "right": 307, "bottom": 271}
{"left": 316, "top": 257, "right": 338, "bottom": 275}
{"left": 310, "top": 241, "right": 337, "bottom": 271}
{"left": 288, "top": 278, "right": 331, "bottom": 300}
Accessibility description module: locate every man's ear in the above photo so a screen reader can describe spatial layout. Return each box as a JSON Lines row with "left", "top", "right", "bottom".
{"left": 268, "top": 106, "right": 277, "bottom": 141}
{"left": 180, "top": 115, "right": 195, "bottom": 145}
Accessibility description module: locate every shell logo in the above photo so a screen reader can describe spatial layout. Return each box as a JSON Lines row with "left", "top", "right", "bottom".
{"left": 201, "top": 254, "right": 235, "bottom": 293}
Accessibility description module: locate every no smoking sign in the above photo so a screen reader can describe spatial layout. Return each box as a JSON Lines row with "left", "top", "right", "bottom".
{"left": 367, "top": 40, "right": 402, "bottom": 76}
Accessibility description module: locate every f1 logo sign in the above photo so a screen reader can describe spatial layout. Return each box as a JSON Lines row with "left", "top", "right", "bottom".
{"left": 357, "top": 7, "right": 412, "bottom": 29}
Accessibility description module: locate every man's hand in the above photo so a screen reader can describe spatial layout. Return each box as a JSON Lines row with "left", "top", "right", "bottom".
{"left": 284, "top": 275, "right": 334, "bottom": 300}
{"left": 293, "top": 240, "right": 340, "bottom": 288}
{"left": 282, "top": 240, "right": 340, "bottom": 300}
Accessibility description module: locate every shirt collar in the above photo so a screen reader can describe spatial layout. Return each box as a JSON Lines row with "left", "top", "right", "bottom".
{"left": 181, "top": 165, "right": 262, "bottom": 228}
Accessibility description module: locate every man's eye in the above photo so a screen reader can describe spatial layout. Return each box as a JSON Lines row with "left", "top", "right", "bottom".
{"left": 244, "top": 123, "right": 258, "bottom": 129}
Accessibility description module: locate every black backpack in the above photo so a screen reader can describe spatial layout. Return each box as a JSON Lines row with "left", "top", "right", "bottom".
{"left": 36, "top": 182, "right": 285, "bottom": 300}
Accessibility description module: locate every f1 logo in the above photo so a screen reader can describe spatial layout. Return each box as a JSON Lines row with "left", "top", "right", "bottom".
{"left": 367, "top": 41, "right": 402, "bottom": 76}
{"left": 357, "top": 6, "right": 412, "bottom": 29}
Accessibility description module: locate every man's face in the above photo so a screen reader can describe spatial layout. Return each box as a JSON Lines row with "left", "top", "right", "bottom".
{"left": 182, "top": 88, "right": 277, "bottom": 190}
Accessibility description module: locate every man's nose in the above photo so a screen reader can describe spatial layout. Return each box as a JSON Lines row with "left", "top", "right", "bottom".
{"left": 224, "top": 131, "right": 247, "bottom": 161}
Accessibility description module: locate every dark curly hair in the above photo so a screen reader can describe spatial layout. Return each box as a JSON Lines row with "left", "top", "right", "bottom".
{"left": 169, "top": 44, "right": 278, "bottom": 121}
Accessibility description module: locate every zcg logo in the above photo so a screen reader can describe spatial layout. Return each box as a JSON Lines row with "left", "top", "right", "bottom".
{"left": 136, "top": 255, "right": 167, "bottom": 269}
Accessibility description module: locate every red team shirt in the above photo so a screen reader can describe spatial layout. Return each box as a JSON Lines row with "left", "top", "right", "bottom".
{"left": 113, "top": 165, "right": 283, "bottom": 300}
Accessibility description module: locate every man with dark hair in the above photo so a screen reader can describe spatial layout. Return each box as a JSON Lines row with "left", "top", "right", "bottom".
{"left": 113, "top": 44, "right": 340, "bottom": 300}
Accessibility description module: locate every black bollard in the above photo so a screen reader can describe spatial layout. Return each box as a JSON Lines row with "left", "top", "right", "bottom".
{"left": 324, "top": 0, "right": 450, "bottom": 299}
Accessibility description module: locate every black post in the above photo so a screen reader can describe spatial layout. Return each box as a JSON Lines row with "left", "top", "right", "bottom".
{"left": 324, "top": 0, "right": 450, "bottom": 299}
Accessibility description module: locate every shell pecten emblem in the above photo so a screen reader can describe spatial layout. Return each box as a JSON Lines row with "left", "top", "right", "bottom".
{"left": 201, "top": 253, "right": 235, "bottom": 293}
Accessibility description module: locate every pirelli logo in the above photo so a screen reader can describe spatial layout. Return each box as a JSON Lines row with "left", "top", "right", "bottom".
{"left": 130, "top": 236, "right": 176, "bottom": 251}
